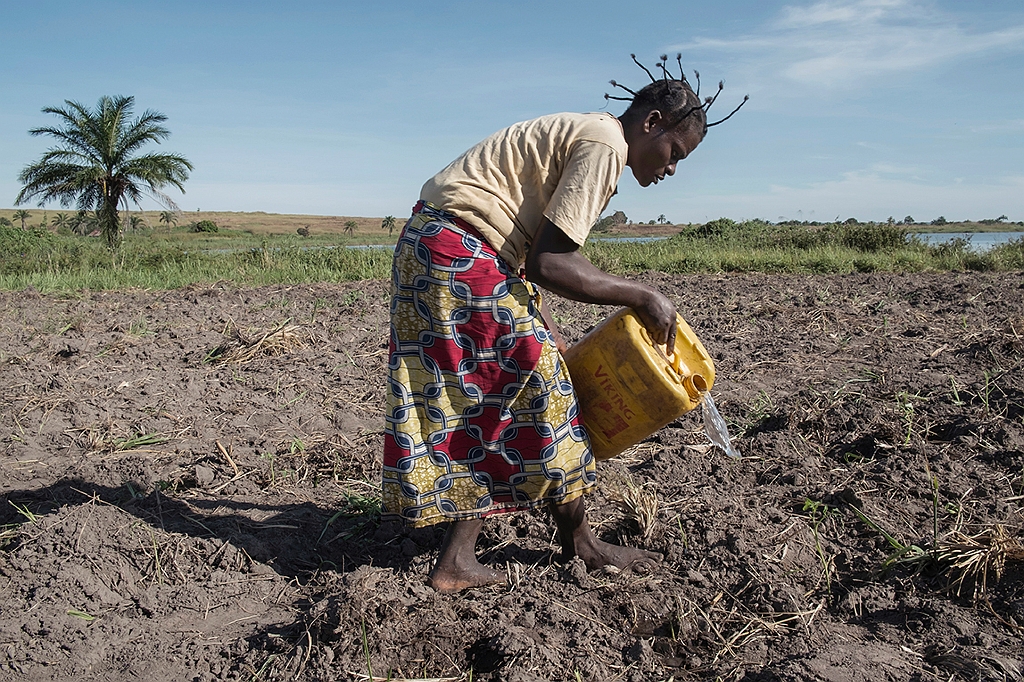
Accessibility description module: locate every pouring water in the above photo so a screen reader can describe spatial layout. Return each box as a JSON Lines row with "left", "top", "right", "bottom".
{"left": 702, "top": 393, "right": 740, "bottom": 458}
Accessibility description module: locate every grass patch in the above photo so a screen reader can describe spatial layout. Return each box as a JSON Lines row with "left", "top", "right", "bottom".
{"left": 1, "top": 220, "right": 1022, "bottom": 292}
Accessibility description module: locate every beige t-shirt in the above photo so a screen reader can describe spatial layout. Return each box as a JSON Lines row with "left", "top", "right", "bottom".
{"left": 419, "top": 112, "right": 627, "bottom": 267}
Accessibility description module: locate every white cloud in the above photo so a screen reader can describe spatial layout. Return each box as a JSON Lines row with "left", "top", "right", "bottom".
{"left": 777, "top": 0, "right": 907, "bottom": 29}
{"left": 675, "top": 0, "right": 1024, "bottom": 88}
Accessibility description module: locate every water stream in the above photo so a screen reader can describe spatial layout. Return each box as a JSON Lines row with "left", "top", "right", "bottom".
{"left": 702, "top": 393, "right": 741, "bottom": 458}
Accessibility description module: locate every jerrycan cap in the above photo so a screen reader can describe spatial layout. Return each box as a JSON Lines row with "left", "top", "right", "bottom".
{"left": 684, "top": 373, "right": 708, "bottom": 401}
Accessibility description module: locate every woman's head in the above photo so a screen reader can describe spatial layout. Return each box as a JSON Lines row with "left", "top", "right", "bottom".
{"left": 620, "top": 78, "right": 707, "bottom": 139}
{"left": 611, "top": 54, "right": 747, "bottom": 187}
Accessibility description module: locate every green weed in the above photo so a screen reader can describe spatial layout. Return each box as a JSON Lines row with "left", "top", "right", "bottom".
{"left": 361, "top": 618, "right": 374, "bottom": 681}
{"left": 316, "top": 491, "right": 382, "bottom": 545}
{"left": 66, "top": 609, "right": 95, "bottom": 622}
{"left": 115, "top": 432, "right": 168, "bottom": 451}
{"left": 9, "top": 500, "right": 38, "bottom": 523}
{"left": 260, "top": 452, "right": 277, "bottom": 486}
{"left": 802, "top": 498, "right": 839, "bottom": 593}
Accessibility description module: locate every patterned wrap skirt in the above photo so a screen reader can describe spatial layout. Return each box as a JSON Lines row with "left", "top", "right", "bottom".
{"left": 382, "top": 201, "right": 595, "bottom": 527}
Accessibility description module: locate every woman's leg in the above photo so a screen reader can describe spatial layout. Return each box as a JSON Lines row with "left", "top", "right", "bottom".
{"left": 428, "top": 519, "right": 507, "bottom": 592}
{"left": 549, "top": 497, "right": 661, "bottom": 570}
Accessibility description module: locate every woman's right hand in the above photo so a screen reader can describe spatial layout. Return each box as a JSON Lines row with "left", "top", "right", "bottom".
{"left": 525, "top": 219, "right": 679, "bottom": 354}
{"left": 633, "top": 288, "right": 678, "bottom": 354}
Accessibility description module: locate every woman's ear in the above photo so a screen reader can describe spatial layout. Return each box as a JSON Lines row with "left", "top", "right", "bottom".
{"left": 643, "top": 109, "right": 665, "bottom": 134}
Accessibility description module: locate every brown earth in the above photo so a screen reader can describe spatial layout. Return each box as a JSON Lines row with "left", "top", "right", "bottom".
{"left": 1, "top": 272, "right": 1023, "bottom": 682}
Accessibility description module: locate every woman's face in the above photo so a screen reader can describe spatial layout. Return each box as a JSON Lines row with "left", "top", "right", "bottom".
{"left": 627, "top": 113, "right": 704, "bottom": 188}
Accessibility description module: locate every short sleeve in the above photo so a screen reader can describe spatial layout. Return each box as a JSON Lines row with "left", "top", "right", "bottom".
{"left": 542, "top": 140, "right": 624, "bottom": 245}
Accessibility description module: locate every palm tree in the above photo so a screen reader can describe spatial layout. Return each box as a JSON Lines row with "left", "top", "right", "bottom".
{"left": 381, "top": 215, "right": 397, "bottom": 236}
{"left": 343, "top": 220, "right": 358, "bottom": 235}
{"left": 159, "top": 210, "right": 177, "bottom": 229}
{"left": 13, "top": 210, "right": 31, "bottom": 230}
{"left": 15, "top": 95, "right": 192, "bottom": 249}
{"left": 70, "top": 210, "right": 96, "bottom": 235}
{"left": 52, "top": 212, "right": 71, "bottom": 231}
{"left": 127, "top": 214, "right": 146, "bottom": 233}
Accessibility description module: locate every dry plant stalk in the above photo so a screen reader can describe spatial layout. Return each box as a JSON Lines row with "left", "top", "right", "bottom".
{"left": 612, "top": 479, "right": 660, "bottom": 542}
{"left": 209, "top": 320, "right": 310, "bottom": 364}
{"left": 934, "top": 524, "right": 1024, "bottom": 598}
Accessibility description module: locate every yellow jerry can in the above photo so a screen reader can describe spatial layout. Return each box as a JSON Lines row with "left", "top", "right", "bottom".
{"left": 563, "top": 308, "right": 715, "bottom": 461}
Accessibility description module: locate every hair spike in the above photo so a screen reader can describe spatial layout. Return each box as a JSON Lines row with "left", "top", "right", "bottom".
{"left": 609, "top": 79, "right": 639, "bottom": 97}
{"left": 605, "top": 93, "right": 633, "bottom": 102}
{"left": 631, "top": 53, "right": 657, "bottom": 83}
{"left": 703, "top": 81, "right": 725, "bottom": 112}
{"left": 707, "top": 94, "right": 749, "bottom": 127}
{"left": 693, "top": 70, "right": 701, "bottom": 97}
{"left": 676, "top": 54, "right": 684, "bottom": 81}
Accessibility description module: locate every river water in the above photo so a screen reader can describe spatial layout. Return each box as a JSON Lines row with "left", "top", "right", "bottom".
{"left": 912, "top": 232, "right": 1024, "bottom": 251}
{"left": 591, "top": 231, "right": 1024, "bottom": 252}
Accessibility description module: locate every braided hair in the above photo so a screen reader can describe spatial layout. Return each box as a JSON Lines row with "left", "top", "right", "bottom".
{"left": 608, "top": 54, "right": 748, "bottom": 136}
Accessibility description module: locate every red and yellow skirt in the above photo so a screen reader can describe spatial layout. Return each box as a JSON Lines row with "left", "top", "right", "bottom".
{"left": 382, "top": 202, "right": 595, "bottom": 527}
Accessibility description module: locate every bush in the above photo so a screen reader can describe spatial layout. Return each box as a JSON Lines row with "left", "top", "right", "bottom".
{"left": 837, "top": 222, "right": 908, "bottom": 252}
{"left": 191, "top": 220, "right": 219, "bottom": 233}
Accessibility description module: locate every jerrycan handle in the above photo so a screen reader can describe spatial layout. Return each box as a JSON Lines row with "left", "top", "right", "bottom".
{"left": 637, "top": 324, "right": 686, "bottom": 382}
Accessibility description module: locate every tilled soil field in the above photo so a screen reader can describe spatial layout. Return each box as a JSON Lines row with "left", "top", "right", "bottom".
{"left": 1, "top": 272, "right": 1023, "bottom": 682}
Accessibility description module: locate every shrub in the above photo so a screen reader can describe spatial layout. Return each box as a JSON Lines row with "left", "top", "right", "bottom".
{"left": 837, "top": 222, "right": 908, "bottom": 252}
{"left": 191, "top": 220, "right": 219, "bottom": 233}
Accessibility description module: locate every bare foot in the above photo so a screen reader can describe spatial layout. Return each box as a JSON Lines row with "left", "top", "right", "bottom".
{"left": 427, "top": 560, "right": 507, "bottom": 593}
{"left": 427, "top": 518, "right": 506, "bottom": 593}
{"left": 572, "top": 536, "right": 662, "bottom": 572}
{"left": 549, "top": 497, "right": 662, "bottom": 573}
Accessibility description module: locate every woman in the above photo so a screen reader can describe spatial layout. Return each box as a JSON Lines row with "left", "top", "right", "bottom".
{"left": 383, "top": 55, "right": 745, "bottom": 592}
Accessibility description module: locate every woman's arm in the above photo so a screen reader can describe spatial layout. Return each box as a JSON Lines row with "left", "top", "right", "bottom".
{"left": 525, "top": 218, "right": 678, "bottom": 353}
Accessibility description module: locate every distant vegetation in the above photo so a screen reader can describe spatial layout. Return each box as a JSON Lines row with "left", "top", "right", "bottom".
{"left": 583, "top": 218, "right": 1024, "bottom": 276}
{"left": 1, "top": 215, "right": 1021, "bottom": 292}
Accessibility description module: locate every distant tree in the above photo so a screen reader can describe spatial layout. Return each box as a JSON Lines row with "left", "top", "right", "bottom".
{"left": 886, "top": 216, "right": 895, "bottom": 226}
{"left": 127, "top": 215, "right": 146, "bottom": 233}
{"left": 931, "top": 216, "right": 947, "bottom": 226}
{"left": 593, "top": 210, "right": 628, "bottom": 233}
{"left": 844, "top": 217, "right": 859, "bottom": 225}
{"left": 0, "top": 217, "right": 12, "bottom": 227}
{"left": 52, "top": 212, "right": 71, "bottom": 231}
{"left": 70, "top": 210, "right": 96, "bottom": 235}
{"left": 903, "top": 215, "right": 914, "bottom": 225}
{"left": 15, "top": 95, "right": 192, "bottom": 249}
{"left": 297, "top": 225, "right": 310, "bottom": 237}
{"left": 13, "top": 209, "right": 30, "bottom": 229}
{"left": 381, "top": 215, "right": 397, "bottom": 236}
{"left": 159, "top": 210, "right": 177, "bottom": 229}
{"left": 997, "top": 214, "right": 1008, "bottom": 222}
{"left": 343, "top": 220, "right": 358, "bottom": 235}
{"left": 657, "top": 214, "right": 668, "bottom": 225}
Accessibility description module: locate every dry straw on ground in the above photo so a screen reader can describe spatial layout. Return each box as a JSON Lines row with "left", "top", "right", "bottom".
{"left": 934, "top": 524, "right": 1024, "bottom": 599}
{"left": 207, "top": 320, "right": 311, "bottom": 364}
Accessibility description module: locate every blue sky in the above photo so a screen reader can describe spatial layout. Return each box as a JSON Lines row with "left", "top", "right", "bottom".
{"left": 2, "top": 0, "right": 1022, "bottom": 224}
